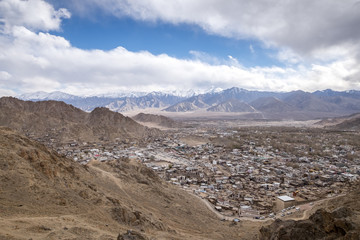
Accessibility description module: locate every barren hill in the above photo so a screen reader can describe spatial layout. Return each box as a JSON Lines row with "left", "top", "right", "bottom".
{"left": 207, "top": 99, "right": 256, "bottom": 112}
{"left": 0, "top": 97, "right": 155, "bottom": 143}
{"left": 315, "top": 113, "right": 360, "bottom": 130}
{"left": 260, "top": 189, "right": 360, "bottom": 239}
{"left": 332, "top": 116, "right": 360, "bottom": 131}
{"left": 0, "top": 127, "right": 258, "bottom": 239}
{"left": 132, "top": 113, "right": 180, "bottom": 128}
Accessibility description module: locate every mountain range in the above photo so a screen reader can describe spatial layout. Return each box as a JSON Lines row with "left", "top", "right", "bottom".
{"left": 17, "top": 88, "right": 360, "bottom": 120}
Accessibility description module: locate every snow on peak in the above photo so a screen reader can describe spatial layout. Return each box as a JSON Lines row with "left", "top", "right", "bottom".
{"left": 87, "top": 91, "right": 148, "bottom": 98}
{"left": 18, "top": 91, "right": 78, "bottom": 100}
{"left": 18, "top": 91, "right": 50, "bottom": 100}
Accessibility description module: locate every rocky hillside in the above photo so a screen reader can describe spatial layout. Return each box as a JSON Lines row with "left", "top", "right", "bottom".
{"left": 260, "top": 190, "right": 360, "bottom": 240}
{"left": 0, "top": 127, "right": 259, "bottom": 239}
{"left": 315, "top": 113, "right": 360, "bottom": 130}
{"left": 332, "top": 115, "right": 360, "bottom": 131}
{"left": 132, "top": 113, "right": 181, "bottom": 128}
{"left": 0, "top": 97, "right": 155, "bottom": 143}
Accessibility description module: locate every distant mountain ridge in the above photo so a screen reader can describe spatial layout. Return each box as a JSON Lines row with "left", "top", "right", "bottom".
{"left": 17, "top": 88, "right": 360, "bottom": 120}
{"left": 250, "top": 97, "right": 293, "bottom": 113}
{"left": 19, "top": 91, "right": 186, "bottom": 112}
{"left": 207, "top": 99, "right": 256, "bottom": 112}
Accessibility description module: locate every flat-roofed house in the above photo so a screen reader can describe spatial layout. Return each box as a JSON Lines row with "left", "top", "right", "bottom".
{"left": 276, "top": 195, "right": 295, "bottom": 211}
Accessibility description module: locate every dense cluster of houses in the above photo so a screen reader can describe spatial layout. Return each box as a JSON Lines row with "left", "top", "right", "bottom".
{"left": 43, "top": 127, "right": 359, "bottom": 219}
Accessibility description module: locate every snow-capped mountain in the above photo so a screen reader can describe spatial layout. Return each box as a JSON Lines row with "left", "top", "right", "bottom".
{"left": 18, "top": 91, "right": 50, "bottom": 100}
{"left": 86, "top": 91, "right": 148, "bottom": 98}
{"left": 18, "top": 91, "right": 80, "bottom": 101}
{"left": 105, "top": 92, "right": 185, "bottom": 112}
{"left": 15, "top": 88, "right": 360, "bottom": 119}
{"left": 18, "top": 90, "right": 186, "bottom": 112}
{"left": 159, "top": 87, "right": 223, "bottom": 98}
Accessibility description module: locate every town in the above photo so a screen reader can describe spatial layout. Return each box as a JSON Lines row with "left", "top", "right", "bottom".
{"left": 35, "top": 123, "right": 360, "bottom": 220}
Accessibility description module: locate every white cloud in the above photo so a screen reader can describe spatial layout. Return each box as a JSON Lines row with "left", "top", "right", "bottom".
{"left": 0, "top": 0, "right": 360, "bottom": 97}
{"left": 276, "top": 49, "right": 303, "bottom": 65}
{"left": 1, "top": 22, "right": 359, "bottom": 96}
{"left": 0, "top": 0, "right": 70, "bottom": 33}
{"left": 22, "top": 76, "right": 61, "bottom": 92}
{"left": 189, "top": 50, "right": 222, "bottom": 65}
{"left": 63, "top": 0, "right": 360, "bottom": 59}
{"left": 249, "top": 45, "right": 255, "bottom": 54}
{"left": 0, "top": 88, "right": 16, "bottom": 97}
{"left": 0, "top": 71, "right": 11, "bottom": 81}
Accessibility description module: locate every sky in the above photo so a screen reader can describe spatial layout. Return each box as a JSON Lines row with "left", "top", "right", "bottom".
{"left": 1, "top": 0, "right": 360, "bottom": 96}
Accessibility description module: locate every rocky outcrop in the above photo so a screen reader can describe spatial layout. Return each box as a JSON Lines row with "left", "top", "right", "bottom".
{"left": 117, "top": 230, "right": 149, "bottom": 240}
{"left": 260, "top": 207, "right": 359, "bottom": 240}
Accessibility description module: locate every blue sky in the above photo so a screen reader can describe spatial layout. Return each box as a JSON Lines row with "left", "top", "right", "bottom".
{"left": 57, "top": 14, "right": 278, "bottom": 68}
{"left": 0, "top": 0, "right": 360, "bottom": 96}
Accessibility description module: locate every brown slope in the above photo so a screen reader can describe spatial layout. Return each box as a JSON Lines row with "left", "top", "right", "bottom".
{"left": 0, "top": 127, "right": 93, "bottom": 216}
{"left": 87, "top": 107, "right": 152, "bottom": 139}
{"left": 132, "top": 113, "right": 180, "bottom": 128}
{"left": 315, "top": 113, "right": 360, "bottom": 129}
{"left": 0, "top": 127, "right": 257, "bottom": 239}
{"left": 0, "top": 97, "right": 154, "bottom": 142}
{"left": 260, "top": 186, "right": 360, "bottom": 240}
{"left": 332, "top": 117, "right": 360, "bottom": 131}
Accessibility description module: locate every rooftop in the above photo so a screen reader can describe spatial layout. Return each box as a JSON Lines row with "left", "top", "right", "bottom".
{"left": 277, "top": 195, "right": 295, "bottom": 202}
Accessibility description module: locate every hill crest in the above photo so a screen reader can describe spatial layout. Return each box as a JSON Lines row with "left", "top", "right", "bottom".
{"left": 132, "top": 113, "right": 180, "bottom": 128}
{"left": 0, "top": 97, "right": 154, "bottom": 143}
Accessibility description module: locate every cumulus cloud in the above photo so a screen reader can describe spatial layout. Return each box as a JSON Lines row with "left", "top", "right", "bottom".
{"left": 1, "top": 23, "right": 358, "bottom": 96}
{"left": 0, "top": 0, "right": 360, "bottom": 96}
{"left": 59, "top": 0, "right": 360, "bottom": 59}
{"left": 0, "top": 0, "right": 70, "bottom": 33}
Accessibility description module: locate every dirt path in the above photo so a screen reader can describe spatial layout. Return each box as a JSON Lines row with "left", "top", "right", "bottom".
{"left": 189, "top": 190, "right": 346, "bottom": 223}
{"left": 286, "top": 194, "right": 346, "bottom": 221}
